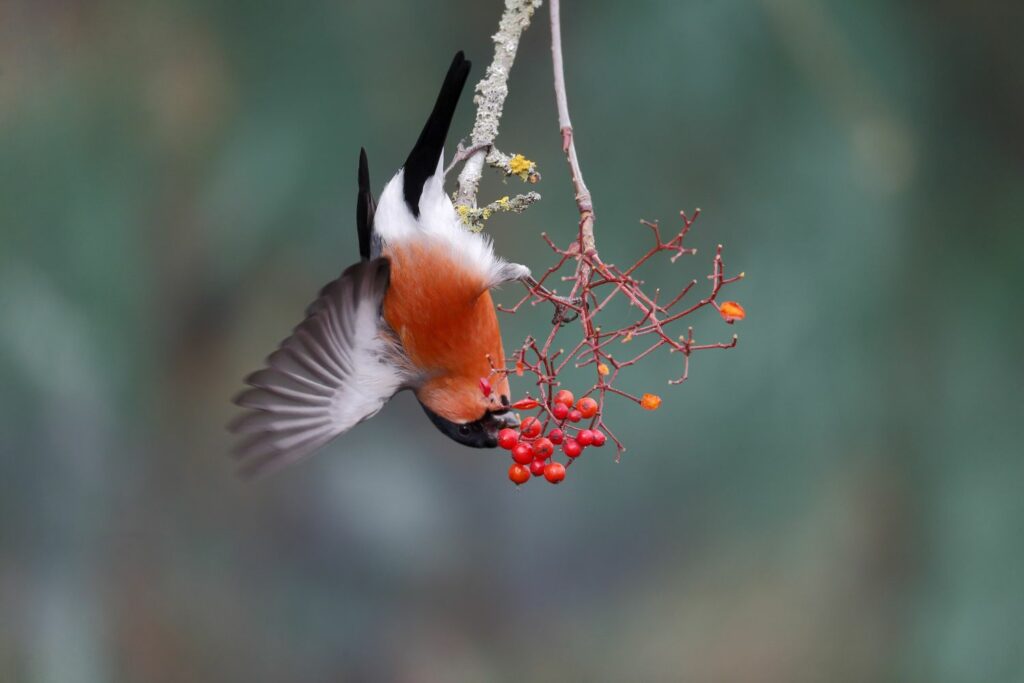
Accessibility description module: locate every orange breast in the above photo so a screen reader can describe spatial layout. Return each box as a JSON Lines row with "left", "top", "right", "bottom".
{"left": 382, "top": 239, "right": 509, "bottom": 419}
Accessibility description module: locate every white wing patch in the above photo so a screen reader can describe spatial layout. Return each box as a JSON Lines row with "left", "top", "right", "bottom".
{"left": 230, "top": 258, "right": 407, "bottom": 477}
{"left": 373, "top": 157, "right": 529, "bottom": 290}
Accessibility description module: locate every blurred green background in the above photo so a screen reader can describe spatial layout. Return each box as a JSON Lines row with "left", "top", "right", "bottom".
{"left": 2, "top": 0, "right": 1022, "bottom": 681}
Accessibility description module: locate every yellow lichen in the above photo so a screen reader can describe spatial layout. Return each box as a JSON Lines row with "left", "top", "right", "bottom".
{"left": 508, "top": 154, "right": 533, "bottom": 180}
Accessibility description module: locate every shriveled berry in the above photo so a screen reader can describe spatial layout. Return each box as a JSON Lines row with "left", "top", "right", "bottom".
{"left": 577, "top": 429, "right": 595, "bottom": 447}
{"left": 590, "top": 430, "right": 607, "bottom": 447}
{"left": 577, "top": 397, "right": 598, "bottom": 419}
{"left": 498, "top": 428, "right": 519, "bottom": 450}
{"left": 533, "top": 437, "right": 554, "bottom": 460}
{"left": 548, "top": 429, "right": 564, "bottom": 445}
{"left": 529, "top": 459, "right": 547, "bottom": 477}
{"left": 719, "top": 300, "right": 746, "bottom": 323}
{"left": 520, "top": 416, "right": 542, "bottom": 438}
{"left": 567, "top": 409, "right": 583, "bottom": 423}
{"left": 562, "top": 438, "right": 582, "bottom": 458}
{"left": 511, "top": 397, "right": 539, "bottom": 410}
{"left": 509, "top": 463, "right": 530, "bottom": 485}
{"left": 544, "top": 462, "right": 566, "bottom": 483}
{"left": 552, "top": 402, "right": 570, "bottom": 420}
{"left": 553, "top": 389, "right": 575, "bottom": 407}
{"left": 512, "top": 443, "right": 534, "bottom": 465}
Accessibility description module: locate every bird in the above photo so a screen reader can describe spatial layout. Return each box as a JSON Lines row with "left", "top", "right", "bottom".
{"left": 229, "top": 51, "right": 535, "bottom": 477}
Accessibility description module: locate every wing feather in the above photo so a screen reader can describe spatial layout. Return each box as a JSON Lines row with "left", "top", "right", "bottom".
{"left": 229, "top": 258, "right": 406, "bottom": 477}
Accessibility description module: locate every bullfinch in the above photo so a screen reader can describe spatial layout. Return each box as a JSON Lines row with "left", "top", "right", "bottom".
{"left": 230, "top": 52, "right": 533, "bottom": 477}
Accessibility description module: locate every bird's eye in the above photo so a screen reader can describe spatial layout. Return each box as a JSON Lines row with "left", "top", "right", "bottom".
{"left": 458, "top": 424, "right": 471, "bottom": 435}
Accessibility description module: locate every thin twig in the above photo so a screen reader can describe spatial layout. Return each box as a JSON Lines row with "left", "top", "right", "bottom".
{"left": 549, "top": 0, "right": 596, "bottom": 267}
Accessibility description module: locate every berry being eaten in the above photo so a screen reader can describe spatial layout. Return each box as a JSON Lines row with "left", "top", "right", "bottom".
{"left": 498, "top": 428, "right": 519, "bottom": 450}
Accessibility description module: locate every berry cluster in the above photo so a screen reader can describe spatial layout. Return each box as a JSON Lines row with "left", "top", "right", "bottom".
{"left": 501, "top": 389, "right": 606, "bottom": 486}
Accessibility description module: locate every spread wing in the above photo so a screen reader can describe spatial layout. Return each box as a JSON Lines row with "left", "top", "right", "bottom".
{"left": 229, "top": 258, "right": 405, "bottom": 477}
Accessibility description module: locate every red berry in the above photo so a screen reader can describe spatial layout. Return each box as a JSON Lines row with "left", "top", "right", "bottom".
{"left": 577, "top": 397, "right": 598, "bottom": 419}
{"left": 577, "top": 429, "right": 595, "bottom": 447}
{"left": 553, "top": 389, "right": 575, "bottom": 407}
{"left": 567, "top": 409, "right": 583, "bottom": 423}
{"left": 544, "top": 462, "right": 566, "bottom": 483}
{"left": 529, "top": 459, "right": 547, "bottom": 477}
{"left": 497, "top": 428, "right": 519, "bottom": 450}
{"left": 591, "top": 430, "right": 607, "bottom": 447}
{"left": 520, "top": 416, "right": 542, "bottom": 438}
{"left": 533, "top": 437, "right": 554, "bottom": 460}
{"left": 562, "top": 438, "right": 582, "bottom": 458}
{"left": 552, "top": 402, "right": 570, "bottom": 420}
{"left": 509, "top": 463, "right": 530, "bottom": 485}
{"left": 548, "top": 429, "right": 564, "bottom": 445}
{"left": 512, "top": 443, "right": 534, "bottom": 465}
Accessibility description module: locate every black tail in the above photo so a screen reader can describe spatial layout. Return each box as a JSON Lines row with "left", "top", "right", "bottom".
{"left": 402, "top": 51, "right": 471, "bottom": 215}
{"left": 356, "top": 147, "right": 375, "bottom": 260}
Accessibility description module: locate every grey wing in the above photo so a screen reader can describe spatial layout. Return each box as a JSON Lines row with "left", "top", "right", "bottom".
{"left": 229, "top": 257, "right": 405, "bottom": 478}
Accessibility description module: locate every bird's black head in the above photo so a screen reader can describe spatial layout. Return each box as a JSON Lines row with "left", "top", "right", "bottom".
{"left": 419, "top": 402, "right": 519, "bottom": 448}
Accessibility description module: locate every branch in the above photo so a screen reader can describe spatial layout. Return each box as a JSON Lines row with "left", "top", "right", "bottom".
{"left": 549, "top": 0, "right": 596, "bottom": 270}
{"left": 454, "top": 0, "right": 543, "bottom": 211}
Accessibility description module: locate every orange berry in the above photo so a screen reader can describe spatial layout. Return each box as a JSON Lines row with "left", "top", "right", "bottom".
{"left": 719, "top": 301, "right": 746, "bottom": 322}
{"left": 641, "top": 393, "right": 662, "bottom": 411}
{"left": 597, "top": 363, "right": 610, "bottom": 376}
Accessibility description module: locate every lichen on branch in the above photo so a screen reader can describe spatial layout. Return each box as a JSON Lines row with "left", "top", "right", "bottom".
{"left": 454, "top": 0, "right": 543, "bottom": 210}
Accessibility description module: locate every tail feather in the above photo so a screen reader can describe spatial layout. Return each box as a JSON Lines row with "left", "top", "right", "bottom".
{"left": 402, "top": 51, "right": 471, "bottom": 216}
{"left": 357, "top": 147, "right": 375, "bottom": 260}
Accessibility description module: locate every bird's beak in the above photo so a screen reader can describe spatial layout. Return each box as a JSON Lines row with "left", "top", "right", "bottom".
{"left": 485, "top": 410, "right": 519, "bottom": 431}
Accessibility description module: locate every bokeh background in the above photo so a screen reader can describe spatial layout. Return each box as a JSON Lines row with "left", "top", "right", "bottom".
{"left": 2, "top": 0, "right": 1023, "bottom": 681}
